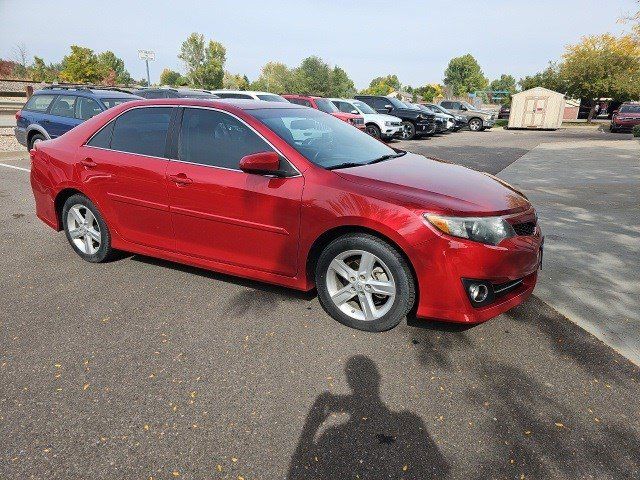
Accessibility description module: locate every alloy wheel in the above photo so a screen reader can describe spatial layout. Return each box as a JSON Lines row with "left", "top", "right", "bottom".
{"left": 66, "top": 204, "right": 101, "bottom": 255}
{"left": 469, "top": 119, "right": 482, "bottom": 131}
{"left": 325, "top": 249, "right": 396, "bottom": 321}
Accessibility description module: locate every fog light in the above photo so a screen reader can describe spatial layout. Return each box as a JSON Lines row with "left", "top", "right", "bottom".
{"left": 469, "top": 283, "right": 489, "bottom": 303}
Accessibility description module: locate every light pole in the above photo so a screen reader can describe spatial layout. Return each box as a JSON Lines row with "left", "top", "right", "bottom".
{"left": 137, "top": 50, "right": 156, "bottom": 86}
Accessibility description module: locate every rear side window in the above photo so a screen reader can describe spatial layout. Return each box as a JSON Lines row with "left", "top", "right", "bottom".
{"left": 217, "top": 93, "right": 253, "bottom": 99}
{"left": 256, "top": 94, "right": 288, "bottom": 102}
{"left": 371, "top": 98, "right": 389, "bottom": 109}
{"left": 440, "top": 101, "right": 452, "bottom": 109}
{"left": 50, "top": 95, "right": 77, "bottom": 117}
{"left": 288, "top": 98, "right": 312, "bottom": 107}
{"left": 179, "top": 108, "right": 273, "bottom": 170}
{"left": 335, "top": 101, "right": 354, "bottom": 113}
{"left": 110, "top": 107, "right": 172, "bottom": 157}
{"left": 24, "top": 94, "right": 56, "bottom": 112}
{"left": 76, "top": 97, "right": 102, "bottom": 120}
{"left": 101, "top": 98, "right": 134, "bottom": 109}
{"left": 87, "top": 121, "right": 114, "bottom": 148}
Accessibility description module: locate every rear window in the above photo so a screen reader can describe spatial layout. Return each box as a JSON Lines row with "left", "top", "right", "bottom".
{"left": 110, "top": 107, "right": 172, "bottom": 157}
{"left": 314, "top": 98, "right": 338, "bottom": 114}
{"left": 217, "top": 93, "right": 253, "bottom": 99}
{"left": 24, "top": 94, "right": 56, "bottom": 112}
{"left": 620, "top": 104, "right": 640, "bottom": 113}
{"left": 101, "top": 98, "right": 135, "bottom": 109}
{"left": 256, "top": 94, "right": 288, "bottom": 102}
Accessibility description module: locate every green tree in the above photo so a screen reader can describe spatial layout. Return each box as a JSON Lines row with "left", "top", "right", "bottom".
{"left": 443, "top": 54, "right": 489, "bottom": 96}
{"left": 60, "top": 45, "right": 106, "bottom": 83}
{"left": 559, "top": 33, "right": 640, "bottom": 120}
{"left": 160, "top": 68, "right": 183, "bottom": 86}
{"left": 489, "top": 74, "right": 516, "bottom": 93}
{"left": 178, "top": 33, "right": 226, "bottom": 89}
{"left": 293, "top": 56, "right": 332, "bottom": 95}
{"left": 97, "top": 51, "right": 132, "bottom": 85}
{"left": 223, "top": 71, "right": 250, "bottom": 90}
{"left": 518, "top": 63, "right": 565, "bottom": 92}
{"left": 415, "top": 84, "right": 443, "bottom": 102}
{"left": 250, "top": 61, "right": 295, "bottom": 93}
{"left": 328, "top": 66, "right": 355, "bottom": 97}
{"left": 29, "top": 56, "right": 59, "bottom": 82}
{"left": 360, "top": 74, "right": 401, "bottom": 95}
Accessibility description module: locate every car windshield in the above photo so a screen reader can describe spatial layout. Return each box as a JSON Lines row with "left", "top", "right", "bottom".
{"left": 256, "top": 94, "right": 288, "bottom": 102}
{"left": 620, "top": 105, "right": 640, "bottom": 113}
{"left": 462, "top": 101, "right": 479, "bottom": 111}
{"left": 314, "top": 98, "right": 338, "bottom": 113}
{"left": 429, "top": 104, "right": 448, "bottom": 115}
{"left": 387, "top": 97, "right": 409, "bottom": 109}
{"left": 352, "top": 100, "right": 376, "bottom": 114}
{"left": 101, "top": 98, "right": 136, "bottom": 109}
{"left": 252, "top": 108, "right": 402, "bottom": 170}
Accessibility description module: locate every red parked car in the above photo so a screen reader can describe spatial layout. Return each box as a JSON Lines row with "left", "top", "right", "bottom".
{"left": 282, "top": 94, "right": 366, "bottom": 131}
{"left": 30, "top": 99, "right": 543, "bottom": 331}
{"left": 610, "top": 102, "right": 640, "bottom": 133}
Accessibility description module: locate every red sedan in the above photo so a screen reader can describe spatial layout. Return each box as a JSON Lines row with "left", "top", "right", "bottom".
{"left": 282, "top": 94, "right": 366, "bottom": 131}
{"left": 30, "top": 98, "right": 543, "bottom": 331}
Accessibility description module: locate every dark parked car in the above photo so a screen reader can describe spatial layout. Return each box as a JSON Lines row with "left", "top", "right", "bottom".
{"left": 14, "top": 85, "right": 141, "bottom": 150}
{"left": 133, "top": 88, "right": 218, "bottom": 99}
{"left": 354, "top": 95, "right": 436, "bottom": 140}
{"left": 425, "top": 103, "right": 466, "bottom": 131}
{"left": 498, "top": 105, "right": 511, "bottom": 119}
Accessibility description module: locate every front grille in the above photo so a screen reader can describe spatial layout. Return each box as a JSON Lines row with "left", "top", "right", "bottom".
{"left": 391, "top": 122, "right": 401, "bottom": 126}
{"left": 513, "top": 221, "right": 536, "bottom": 236}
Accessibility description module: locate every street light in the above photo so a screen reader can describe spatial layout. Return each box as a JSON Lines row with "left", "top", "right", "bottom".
{"left": 137, "top": 49, "right": 156, "bottom": 86}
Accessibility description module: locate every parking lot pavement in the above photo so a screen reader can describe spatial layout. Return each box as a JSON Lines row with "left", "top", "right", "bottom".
{"left": 1, "top": 134, "right": 639, "bottom": 479}
{"left": 499, "top": 137, "right": 640, "bottom": 365}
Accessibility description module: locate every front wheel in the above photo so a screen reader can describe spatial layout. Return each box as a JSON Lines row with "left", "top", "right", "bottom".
{"left": 399, "top": 121, "right": 416, "bottom": 140}
{"left": 365, "top": 123, "right": 381, "bottom": 139}
{"left": 62, "top": 194, "right": 113, "bottom": 263}
{"left": 468, "top": 118, "right": 483, "bottom": 131}
{"left": 315, "top": 234, "right": 416, "bottom": 332}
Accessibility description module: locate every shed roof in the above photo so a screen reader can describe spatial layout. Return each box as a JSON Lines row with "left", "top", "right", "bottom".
{"left": 512, "top": 86, "right": 565, "bottom": 98}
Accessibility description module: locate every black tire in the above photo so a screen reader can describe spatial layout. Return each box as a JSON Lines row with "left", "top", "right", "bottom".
{"left": 400, "top": 121, "right": 416, "bottom": 140}
{"left": 468, "top": 118, "right": 483, "bottom": 132}
{"left": 315, "top": 233, "right": 416, "bottom": 332}
{"left": 365, "top": 123, "right": 381, "bottom": 139}
{"left": 28, "top": 133, "right": 46, "bottom": 150}
{"left": 609, "top": 124, "right": 617, "bottom": 133}
{"left": 62, "top": 194, "right": 113, "bottom": 263}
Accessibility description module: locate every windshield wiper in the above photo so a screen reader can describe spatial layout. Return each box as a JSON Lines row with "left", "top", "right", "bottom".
{"left": 326, "top": 162, "right": 365, "bottom": 170}
{"left": 366, "top": 151, "right": 407, "bottom": 165}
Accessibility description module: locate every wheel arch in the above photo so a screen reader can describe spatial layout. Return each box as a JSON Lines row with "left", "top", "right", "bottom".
{"left": 26, "top": 125, "right": 50, "bottom": 146}
{"left": 54, "top": 187, "right": 88, "bottom": 231}
{"left": 305, "top": 225, "right": 419, "bottom": 300}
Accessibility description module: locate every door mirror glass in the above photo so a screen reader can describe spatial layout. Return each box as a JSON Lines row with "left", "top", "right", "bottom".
{"left": 384, "top": 104, "right": 393, "bottom": 112}
{"left": 459, "top": 105, "right": 467, "bottom": 111}
{"left": 351, "top": 109, "right": 359, "bottom": 115}
{"left": 239, "top": 151, "right": 282, "bottom": 176}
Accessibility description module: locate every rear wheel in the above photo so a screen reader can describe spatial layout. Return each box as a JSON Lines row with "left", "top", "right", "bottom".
{"left": 315, "top": 234, "right": 416, "bottom": 332}
{"left": 62, "top": 194, "right": 113, "bottom": 263}
{"left": 365, "top": 123, "right": 381, "bottom": 139}
{"left": 468, "top": 118, "right": 483, "bottom": 132}
{"left": 28, "top": 133, "right": 45, "bottom": 150}
{"left": 399, "top": 121, "right": 416, "bottom": 140}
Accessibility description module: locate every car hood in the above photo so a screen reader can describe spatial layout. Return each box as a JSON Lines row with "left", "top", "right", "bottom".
{"left": 375, "top": 114, "right": 402, "bottom": 122}
{"left": 335, "top": 152, "right": 531, "bottom": 216}
{"left": 332, "top": 112, "right": 361, "bottom": 120}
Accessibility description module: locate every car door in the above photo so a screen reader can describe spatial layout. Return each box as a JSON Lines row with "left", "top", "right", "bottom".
{"left": 46, "top": 95, "right": 83, "bottom": 137}
{"left": 166, "top": 107, "right": 304, "bottom": 277}
{"left": 75, "top": 96, "right": 103, "bottom": 122}
{"left": 81, "top": 106, "right": 175, "bottom": 250}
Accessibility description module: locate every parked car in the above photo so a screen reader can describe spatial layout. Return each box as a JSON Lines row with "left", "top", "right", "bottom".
{"left": 610, "top": 102, "right": 640, "bottom": 132}
{"left": 439, "top": 100, "right": 496, "bottom": 131}
{"left": 354, "top": 95, "right": 436, "bottom": 140}
{"left": 498, "top": 105, "right": 511, "bottom": 119}
{"left": 424, "top": 103, "right": 466, "bottom": 131}
{"left": 282, "top": 94, "right": 366, "bottom": 131}
{"left": 208, "top": 90, "right": 289, "bottom": 102}
{"left": 411, "top": 103, "right": 452, "bottom": 133}
{"left": 14, "top": 86, "right": 141, "bottom": 150}
{"left": 30, "top": 98, "right": 542, "bottom": 332}
{"left": 329, "top": 97, "right": 402, "bottom": 140}
{"left": 133, "top": 88, "right": 218, "bottom": 99}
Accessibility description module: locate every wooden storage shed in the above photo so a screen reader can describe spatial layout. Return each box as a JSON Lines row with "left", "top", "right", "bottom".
{"left": 508, "top": 87, "right": 565, "bottom": 130}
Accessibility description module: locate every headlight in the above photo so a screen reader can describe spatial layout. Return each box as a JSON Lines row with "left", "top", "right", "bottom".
{"left": 424, "top": 213, "right": 516, "bottom": 245}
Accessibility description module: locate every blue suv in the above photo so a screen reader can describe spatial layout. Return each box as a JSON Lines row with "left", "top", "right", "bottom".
{"left": 15, "top": 86, "right": 141, "bottom": 150}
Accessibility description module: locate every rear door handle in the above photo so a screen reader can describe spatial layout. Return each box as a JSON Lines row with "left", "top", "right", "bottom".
{"left": 80, "top": 158, "right": 97, "bottom": 168}
{"left": 169, "top": 173, "right": 193, "bottom": 185}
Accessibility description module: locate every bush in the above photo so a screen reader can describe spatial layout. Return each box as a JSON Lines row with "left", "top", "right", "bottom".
{"left": 495, "top": 119, "right": 508, "bottom": 128}
{"left": 633, "top": 125, "right": 640, "bottom": 137}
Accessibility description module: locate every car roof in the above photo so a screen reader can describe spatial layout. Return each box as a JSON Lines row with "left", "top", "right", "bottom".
{"left": 119, "top": 98, "right": 305, "bottom": 111}
{"left": 210, "top": 90, "right": 280, "bottom": 96}
{"left": 34, "top": 86, "right": 139, "bottom": 99}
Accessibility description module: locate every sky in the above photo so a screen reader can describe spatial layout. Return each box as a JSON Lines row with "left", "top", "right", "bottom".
{"left": 0, "top": 0, "right": 636, "bottom": 89}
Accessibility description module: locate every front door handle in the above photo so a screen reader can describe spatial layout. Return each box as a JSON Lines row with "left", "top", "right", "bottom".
{"left": 80, "top": 158, "right": 97, "bottom": 168}
{"left": 169, "top": 173, "right": 193, "bottom": 185}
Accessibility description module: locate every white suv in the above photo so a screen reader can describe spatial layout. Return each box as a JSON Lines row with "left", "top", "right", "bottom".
{"left": 329, "top": 98, "right": 402, "bottom": 140}
{"left": 208, "top": 90, "right": 289, "bottom": 102}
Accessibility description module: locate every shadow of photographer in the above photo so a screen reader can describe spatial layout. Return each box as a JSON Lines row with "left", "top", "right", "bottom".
{"left": 287, "top": 355, "right": 449, "bottom": 479}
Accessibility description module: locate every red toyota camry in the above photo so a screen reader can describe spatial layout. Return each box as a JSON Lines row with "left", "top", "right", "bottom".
{"left": 30, "top": 98, "right": 543, "bottom": 332}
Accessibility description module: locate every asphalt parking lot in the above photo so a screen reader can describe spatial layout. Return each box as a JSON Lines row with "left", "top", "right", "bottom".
{"left": 1, "top": 127, "right": 639, "bottom": 479}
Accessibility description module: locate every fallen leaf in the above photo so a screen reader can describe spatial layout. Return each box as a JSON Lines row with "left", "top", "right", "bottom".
{"left": 555, "top": 422, "right": 564, "bottom": 428}
{"left": 216, "top": 465, "right": 222, "bottom": 472}
{"left": 172, "top": 471, "right": 180, "bottom": 477}
{"left": 83, "top": 383, "right": 90, "bottom": 391}
{"left": 403, "top": 465, "right": 408, "bottom": 471}
{"left": 231, "top": 457, "right": 238, "bottom": 462}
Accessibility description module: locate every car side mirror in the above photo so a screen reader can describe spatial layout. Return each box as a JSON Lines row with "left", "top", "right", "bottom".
{"left": 351, "top": 109, "right": 359, "bottom": 115}
{"left": 384, "top": 104, "right": 393, "bottom": 112}
{"left": 459, "top": 105, "right": 467, "bottom": 111}
{"left": 239, "top": 151, "right": 283, "bottom": 176}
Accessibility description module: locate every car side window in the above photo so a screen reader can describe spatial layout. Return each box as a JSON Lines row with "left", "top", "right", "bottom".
{"left": 179, "top": 108, "right": 275, "bottom": 170}
{"left": 75, "top": 97, "right": 102, "bottom": 120}
{"left": 441, "top": 101, "right": 452, "bottom": 109}
{"left": 23, "top": 94, "right": 56, "bottom": 112}
{"left": 288, "top": 98, "right": 312, "bottom": 107}
{"left": 50, "top": 95, "right": 77, "bottom": 118}
{"left": 110, "top": 107, "right": 172, "bottom": 157}
{"left": 87, "top": 121, "right": 115, "bottom": 148}
{"left": 335, "top": 101, "right": 353, "bottom": 113}
{"left": 372, "top": 98, "right": 388, "bottom": 110}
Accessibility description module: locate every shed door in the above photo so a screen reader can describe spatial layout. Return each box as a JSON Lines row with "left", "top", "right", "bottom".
{"left": 524, "top": 97, "right": 547, "bottom": 128}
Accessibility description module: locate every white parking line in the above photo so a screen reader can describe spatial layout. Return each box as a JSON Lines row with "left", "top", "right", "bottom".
{"left": 0, "top": 162, "right": 30, "bottom": 172}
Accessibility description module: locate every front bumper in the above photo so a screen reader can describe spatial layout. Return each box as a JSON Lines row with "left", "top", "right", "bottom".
{"left": 483, "top": 118, "right": 496, "bottom": 128}
{"left": 412, "top": 212, "right": 542, "bottom": 323}
{"left": 611, "top": 119, "right": 640, "bottom": 131}
{"left": 14, "top": 126, "right": 27, "bottom": 147}
{"left": 416, "top": 121, "right": 436, "bottom": 135}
